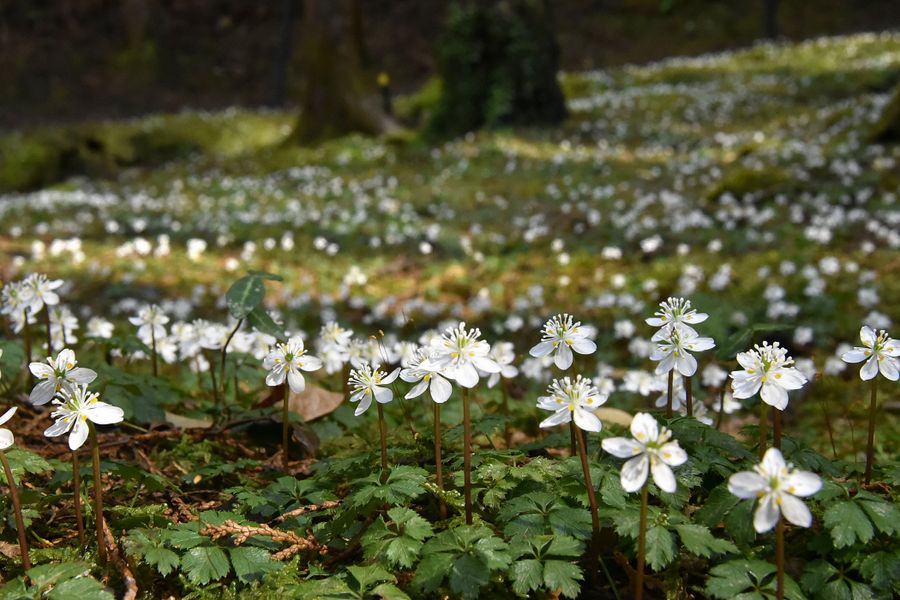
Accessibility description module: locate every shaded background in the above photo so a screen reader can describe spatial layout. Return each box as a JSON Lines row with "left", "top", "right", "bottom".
{"left": 3, "top": 0, "right": 900, "bottom": 129}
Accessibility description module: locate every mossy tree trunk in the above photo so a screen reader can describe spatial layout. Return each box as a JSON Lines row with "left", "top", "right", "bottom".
{"left": 289, "top": 0, "right": 392, "bottom": 144}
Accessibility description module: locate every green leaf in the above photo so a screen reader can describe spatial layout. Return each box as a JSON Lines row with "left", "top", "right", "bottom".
{"left": 26, "top": 562, "right": 93, "bottom": 589}
{"left": 645, "top": 526, "right": 676, "bottom": 571}
{"left": 229, "top": 546, "right": 280, "bottom": 583}
{"left": 226, "top": 275, "right": 265, "bottom": 319}
{"left": 449, "top": 553, "right": 490, "bottom": 600}
{"left": 509, "top": 559, "right": 543, "bottom": 595}
{"left": 247, "top": 306, "right": 284, "bottom": 340}
{"left": 855, "top": 492, "right": 900, "bottom": 536}
{"left": 824, "top": 501, "right": 874, "bottom": 548}
{"left": 723, "top": 499, "right": 756, "bottom": 547}
{"left": 346, "top": 564, "right": 395, "bottom": 592}
{"left": 181, "top": 546, "right": 231, "bottom": 585}
{"left": 858, "top": 550, "right": 900, "bottom": 591}
{"left": 0, "top": 448, "right": 52, "bottom": 484}
{"left": 675, "top": 523, "right": 738, "bottom": 558}
{"left": 707, "top": 559, "right": 773, "bottom": 598}
{"left": 369, "top": 583, "right": 411, "bottom": 600}
{"left": 543, "top": 559, "right": 583, "bottom": 598}
{"left": 247, "top": 270, "right": 283, "bottom": 281}
{"left": 47, "top": 577, "right": 115, "bottom": 600}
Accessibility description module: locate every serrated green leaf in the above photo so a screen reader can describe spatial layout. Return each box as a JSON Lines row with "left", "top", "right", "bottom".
{"left": 449, "top": 553, "right": 490, "bottom": 600}
{"left": 181, "top": 546, "right": 231, "bottom": 585}
{"left": 724, "top": 499, "right": 755, "bottom": 547}
{"left": 824, "top": 501, "right": 874, "bottom": 548}
{"left": 855, "top": 493, "right": 900, "bottom": 536}
{"left": 226, "top": 275, "right": 265, "bottom": 319}
{"left": 645, "top": 526, "right": 676, "bottom": 571}
{"left": 858, "top": 551, "right": 900, "bottom": 591}
{"left": 675, "top": 523, "right": 738, "bottom": 558}
{"left": 229, "top": 546, "right": 280, "bottom": 583}
{"left": 543, "top": 559, "right": 583, "bottom": 598}
{"left": 370, "top": 582, "right": 410, "bottom": 600}
{"left": 26, "top": 562, "right": 93, "bottom": 589}
{"left": 1, "top": 448, "right": 52, "bottom": 484}
{"left": 509, "top": 559, "right": 543, "bottom": 595}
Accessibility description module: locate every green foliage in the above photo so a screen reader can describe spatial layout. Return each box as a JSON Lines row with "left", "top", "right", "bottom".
{"left": 508, "top": 534, "right": 583, "bottom": 598}
{"left": 413, "top": 525, "right": 512, "bottom": 599}
{"left": 706, "top": 559, "right": 804, "bottom": 599}
{"left": 823, "top": 491, "right": 899, "bottom": 549}
{"left": 0, "top": 448, "right": 52, "bottom": 485}
{"left": 0, "top": 562, "right": 113, "bottom": 600}
{"left": 361, "top": 507, "right": 434, "bottom": 568}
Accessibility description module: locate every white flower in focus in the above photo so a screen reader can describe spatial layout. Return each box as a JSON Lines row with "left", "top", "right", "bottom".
{"left": 0, "top": 406, "right": 16, "bottom": 450}
{"left": 730, "top": 342, "right": 808, "bottom": 410}
{"left": 431, "top": 322, "right": 501, "bottom": 388}
{"left": 645, "top": 296, "right": 708, "bottom": 340}
{"left": 529, "top": 314, "right": 597, "bottom": 370}
{"left": 400, "top": 349, "right": 453, "bottom": 404}
{"left": 650, "top": 327, "right": 715, "bottom": 377}
{"left": 728, "top": 448, "right": 821, "bottom": 533}
{"left": 348, "top": 364, "right": 400, "bottom": 416}
{"left": 602, "top": 412, "right": 687, "bottom": 493}
{"left": 263, "top": 336, "right": 323, "bottom": 393}
{"left": 28, "top": 349, "right": 97, "bottom": 406}
{"left": 537, "top": 375, "right": 607, "bottom": 432}
{"left": 44, "top": 384, "right": 124, "bottom": 450}
{"left": 841, "top": 326, "right": 899, "bottom": 381}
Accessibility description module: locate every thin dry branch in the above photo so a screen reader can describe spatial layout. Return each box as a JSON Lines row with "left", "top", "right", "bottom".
{"left": 200, "top": 520, "right": 324, "bottom": 561}
{"left": 274, "top": 500, "right": 340, "bottom": 523}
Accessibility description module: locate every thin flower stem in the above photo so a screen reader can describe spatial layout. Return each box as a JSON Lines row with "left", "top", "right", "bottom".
{"left": 462, "top": 386, "right": 473, "bottom": 524}
{"left": 342, "top": 364, "right": 350, "bottom": 402}
{"left": 864, "top": 378, "right": 878, "bottom": 485}
{"left": 758, "top": 401, "right": 769, "bottom": 460}
{"left": 819, "top": 394, "right": 837, "bottom": 459}
{"left": 43, "top": 308, "right": 52, "bottom": 355}
{"left": 219, "top": 319, "right": 243, "bottom": 397}
{"left": 776, "top": 518, "right": 785, "bottom": 600}
{"left": 0, "top": 451, "right": 31, "bottom": 570}
{"left": 207, "top": 351, "right": 219, "bottom": 408}
{"left": 636, "top": 482, "right": 648, "bottom": 600}
{"left": 72, "top": 451, "right": 85, "bottom": 546}
{"left": 684, "top": 374, "right": 693, "bottom": 417}
{"left": 281, "top": 383, "right": 290, "bottom": 471}
{"left": 377, "top": 402, "right": 389, "bottom": 484}
{"left": 773, "top": 407, "right": 782, "bottom": 450}
{"left": 433, "top": 402, "right": 446, "bottom": 519}
{"left": 569, "top": 420, "right": 577, "bottom": 456}
{"left": 23, "top": 311, "right": 32, "bottom": 365}
{"left": 576, "top": 426, "right": 600, "bottom": 584}
{"left": 88, "top": 423, "right": 107, "bottom": 563}
{"left": 666, "top": 370, "right": 674, "bottom": 418}
{"left": 500, "top": 378, "right": 511, "bottom": 448}
{"left": 150, "top": 326, "right": 159, "bottom": 378}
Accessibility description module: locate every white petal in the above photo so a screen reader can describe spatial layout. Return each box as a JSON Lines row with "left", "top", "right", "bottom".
{"left": 68, "top": 368, "right": 98, "bottom": 384}
{"left": 602, "top": 437, "right": 644, "bottom": 458}
{"left": 573, "top": 407, "right": 602, "bottom": 432}
{"left": 266, "top": 368, "right": 286, "bottom": 387}
{"left": 381, "top": 368, "right": 401, "bottom": 384}
{"left": 754, "top": 494, "right": 780, "bottom": 533}
{"left": 374, "top": 385, "right": 393, "bottom": 404}
{"left": 0, "top": 406, "right": 16, "bottom": 426}
{"left": 539, "top": 408, "right": 571, "bottom": 429}
{"left": 300, "top": 356, "right": 323, "bottom": 372}
{"left": 728, "top": 471, "right": 767, "bottom": 499}
{"left": 30, "top": 380, "right": 57, "bottom": 406}
{"left": 399, "top": 369, "right": 420, "bottom": 383}
{"left": 86, "top": 403, "right": 125, "bottom": 425}
{"left": 287, "top": 369, "right": 306, "bottom": 393}
{"left": 780, "top": 494, "right": 812, "bottom": 528}
{"left": 783, "top": 471, "right": 822, "bottom": 497}
{"left": 860, "top": 357, "right": 878, "bottom": 381}
{"left": 529, "top": 341, "right": 555, "bottom": 357}
{"left": 630, "top": 412, "right": 659, "bottom": 444}
{"left": 651, "top": 460, "right": 676, "bottom": 493}
{"left": 405, "top": 379, "right": 429, "bottom": 399}
{"left": 841, "top": 349, "right": 867, "bottom": 364}
{"left": 354, "top": 394, "right": 372, "bottom": 416}
{"left": 659, "top": 442, "right": 687, "bottom": 466}
{"left": 29, "top": 362, "right": 54, "bottom": 378}
{"left": 772, "top": 368, "right": 806, "bottom": 390}
{"left": 860, "top": 326, "right": 875, "bottom": 347}
{"left": 621, "top": 455, "right": 649, "bottom": 493}
{"left": 571, "top": 338, "right": 596, "bottom": 355}
{"left": 761, "top": 448, "right": 786, "bottom": 474}
{"left": 736, "top": 352, "right": 757, "bottom": 370}
{"left": 760, "top": 382, "right": 788, "bottom": 410}
{"left": 675, "top": 352, "right": 697, "bottom": 377}
{"left": 68, "top": 419, "right": 89, "bottom": 450}
{"left": 879, "top": 357, "right": 898, "bottom": 381}
{"left": 554, "top": 344, "right": 573, "bottom": 370}
{"left": 430, "top": 375, "right": 453, "bottom": 404}
{"left": 44, "top": 418, "right": 71, "bottom": 438}
{"left": 0, "top": 429, "right": 13, "bottom": 450}
{"left": 453, "top": 364, "right": 479, "bottom": 388}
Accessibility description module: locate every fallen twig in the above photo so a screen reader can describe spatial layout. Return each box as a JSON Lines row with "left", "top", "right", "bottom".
{"left": 274, "top": 500, "right": 340, "bottom": 523}
{"left": 201, "top": 520, "right": 324, "bottom": 561}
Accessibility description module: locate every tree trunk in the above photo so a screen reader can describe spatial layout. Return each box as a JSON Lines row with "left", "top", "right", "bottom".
{"left": 270, "top": 0, "right": 299, "bottom": 107}
{"left": 763, "top": 0, "right": 779, "bottom": 39}
{"left": 290, "top": 0, "right": 394, "bottom": 144}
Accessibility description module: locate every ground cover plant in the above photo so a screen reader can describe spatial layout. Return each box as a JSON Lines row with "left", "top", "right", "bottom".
{"left": 0, "top": 33, "right": 899, "bottom": 599}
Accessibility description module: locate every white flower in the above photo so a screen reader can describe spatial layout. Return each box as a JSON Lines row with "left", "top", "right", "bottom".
{"left": 730, "top": 341, "right": 808, "bottom": 410}
{"left": 430, "top": 322, "right": 501, "bottom": 388}
{"left": 262, "top": 336, "right": 323, "bottom": 393}
{"left": 0, "top": 406, "right": 16, "bottom": 450}
{"left": 86, "top": 317, "right": 114, "bottom": 339}
{"left": 645, "top": 297, "right": 708, "bottom": 340}
{"left": 23, "top": 273, "right": 63, "bottom": 314}
{"left": 529, "top": 314, "right": 597, "bottom": 370}
{"left": 485, "top": 341, "right": 518, "bottom": 388}
{"left": 841, "top": 326, "right": 898, "bottom": 381}
{"left": 28, "top": 349, "right": 98, "bottom": 406}
{"left": 348, "top": 364, "right": 400, "bottom": 416}
{"left": 537, "top": 375, "right": 608, "bottom": 432}
{"left": 650, "top": 327, "right": 715, "bottom": 377}
{"left": 602, "top": 412, "right": 687, "bottom": 493}
{"left": 129, "top": 304, "right": 169, "bottom": 342}
{"left": 44, "top": 384, "right": 124, "bottom": 450}
{"left": 400, "top": 349, "right": 453, "bottom": 404}
{"left": 728, "top": 448, "right": 821, "bottom": 533}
